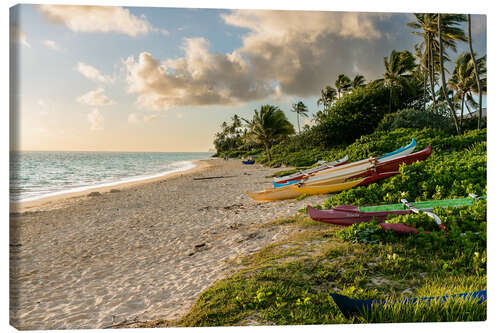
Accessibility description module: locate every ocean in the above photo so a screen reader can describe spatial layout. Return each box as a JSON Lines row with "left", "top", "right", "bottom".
{"left": 10, "top": 151, "right": 213, "bottom": 202}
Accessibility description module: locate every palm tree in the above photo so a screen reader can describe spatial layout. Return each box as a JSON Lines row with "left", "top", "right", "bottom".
{"left": 448, "top": 52, "right": 486, "bottom": 126}
{"left": 243, "top": 105, "right": 295, "bottom": 162}
{"left": 378, "top": 50, "right": 417, "bottom": 113}
{"left": 467, "top": 14, "right": 483, "bottom": 128}
{"left": 438, "top": 13, "right": 460, "bottom": 134}
{"left": 316, "top": 85, "right": 337, "bottom": 111}
{"left": 351, "top": 74, "right": 366, "bottom": 89}
{"left": 291, "top": 101, "right": 308, "bottom": 134}
{"left": 335, "top": 74, "right": 352, "bottom": 99}
{"left": 408, "top": 14, "right": 466, "bottom": 109}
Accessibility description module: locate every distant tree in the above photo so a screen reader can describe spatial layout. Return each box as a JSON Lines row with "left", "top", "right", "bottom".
{"left": 244, "top": 105, "right": 295, "bottom": 162}
{"left": 351, "top": 74, "right": 366, "bottom": 89}
{"left": 438, "top": 13, "right": 465, "bottom": 134}
{"left": 377, "top": 50, "right": 417, "bottom": 113}
{"left": 316, "top": 85, "right": 337, "bottom": 110}
{"left": 467, "top": 14, "right": 483, "bottom": 129}
{"left": 291, "top": 101, "right": 309, "bottom": 134}
{"left": 335, "top": 74, "right": 352, "bottom": 99}
{"left": 448, "top": 52, "right": 486, "bottom": 129}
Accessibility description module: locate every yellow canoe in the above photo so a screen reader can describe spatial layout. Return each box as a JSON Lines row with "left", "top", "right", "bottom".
{"left": 246, "top": 187, "right": 301, "bottom": 202}
{"left": 289, "top": 178, "right": 365, "bottom": 195}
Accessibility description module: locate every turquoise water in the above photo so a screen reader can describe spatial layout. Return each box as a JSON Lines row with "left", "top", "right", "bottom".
{"left": 10, "top": 151, "right": 213, "bottom": 202}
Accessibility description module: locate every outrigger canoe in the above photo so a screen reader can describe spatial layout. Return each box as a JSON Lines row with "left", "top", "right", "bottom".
{"left": 242, "top": 160, "right": 255, "bottom": 165}
{"left": 245, "top": 186, "right": 302, "bottom": 202}
{"left": 290, "top": 172, "right": 399, "bottom": 195}
{"left": 303, "top": 145, "right": 431, "bottom": 184}
{"left": 273, "top": 155, "right": 349, "bottom": 184}
{"left": 330, "top": 290, "right": 487, "bottom": 318}
{"left": 307, "top": 196, "right": 484, "bottom": 225}
{"left": 246, "top": 174, "right": 392, "bottom": 202}
{"left": 273, "top": 139, "right": 416, "bottom": 185}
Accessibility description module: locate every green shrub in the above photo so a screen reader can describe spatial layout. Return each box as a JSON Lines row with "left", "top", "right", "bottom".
{"left": 376, "top": 107, "right": 454, "bottom": 132}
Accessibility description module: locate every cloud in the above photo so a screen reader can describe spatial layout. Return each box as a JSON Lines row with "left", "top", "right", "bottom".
{"left": 220, "top": 10, "right": 397, "bottom": 96}
{"left": 43, "top": 39, "right": 62, "bottom": 51}
{"left": 143, "top": 114, "right": 158, "bottom": 122}
{"left": 10, "top": 24, "right": 30, "bottom": 48}
{"left": 77, "top": 88, "right": 114, "bottom": 106}
{"left": 123, "top": 38, "right": 273, "bottom": 110}
{"left": 159, "top": 29, "right": 169, "bottom": 36}
{"left": 124, "top": 11, "right": 417, "bottom": 108}
{"left": 38, "top": 5, "right": 154, "bottom": 37}
{"left": 128, "top": 113, "right": 158, "bottom": 123}
{"left": 88, "top": 109, "right": 103, "bottom": 130}
{"left": 76, "top": 62, "right": 113, "bottom": 83}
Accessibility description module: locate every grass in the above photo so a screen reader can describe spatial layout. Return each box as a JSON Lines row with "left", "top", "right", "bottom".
{"left": 138, "top": 213, "right": 486, "bottom": 327}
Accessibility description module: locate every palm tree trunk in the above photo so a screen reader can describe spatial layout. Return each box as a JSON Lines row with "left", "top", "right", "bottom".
{"left": 468, "top": 14, "right": 483, "bottom": 129}
{"left": 428, "top": 33, "right": 437, "bottom": 108}
{"left": 423, "top": 68, "right": 427, "bottom": 108}
{"left": 389, "top": 87, "right": 392, "bottom": 113}
{"left": 297, "top": 112, "right": 301, "bottom": 135}
{"left": 438, "top": 14, "right": 460, "bottom": 135}
{"left": 460, "top": 93, "right": 465, "bottom": 129}
{"left": 264, "top": 142, "right": 271, "bottom": 162}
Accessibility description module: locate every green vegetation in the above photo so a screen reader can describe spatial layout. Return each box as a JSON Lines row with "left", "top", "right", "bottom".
{"left": 139, "top": 198, "right": 485, "bottom": 327}
{"left": 180, "top": 11, "right": 488, "bottom": 328}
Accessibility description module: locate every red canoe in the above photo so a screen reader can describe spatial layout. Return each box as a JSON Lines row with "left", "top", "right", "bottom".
{"left": 307, "top": 205, "right": 437, "bottom": 234}
{"left": 346, "top": 145, "right": 432, "bottom": 180}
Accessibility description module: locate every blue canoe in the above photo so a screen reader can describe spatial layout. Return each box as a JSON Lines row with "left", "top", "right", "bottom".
{"left": 330, "top": 290, "right": 486, "bottom": 318}
{"left": 242, "top": 160, "right": 255, "bottom": 165}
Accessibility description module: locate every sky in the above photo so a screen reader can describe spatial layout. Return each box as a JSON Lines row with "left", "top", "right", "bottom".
{"left": 9, "top": 4, "right": 486, "bottom": 152}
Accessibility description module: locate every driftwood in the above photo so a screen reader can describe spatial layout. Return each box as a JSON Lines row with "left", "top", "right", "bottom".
{"left": 193, "top": 175, "right": 235, "bottom": 180}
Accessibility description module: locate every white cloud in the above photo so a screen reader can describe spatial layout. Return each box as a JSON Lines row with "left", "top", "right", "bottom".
{"left": 88, "top": 109, "right": 103, "bottom": 131}
{"left": 123, "top": 38, "right": 272, "bottom": 110}
{"left": 10, "top": 24, "right": 30, "bottom": 48}
{"left": 143, "top": 114, "right": 158, "bottom": 122}
{"left": 43, "top": 39, "right": 62, "bottom": 51}
{"left": 128, "top": 113, "right": 158, "bottom": 123}
{"left": 128, "top": 113, "right": 139, "bottom": 124}
{"left": 123, "top": 10, "right": 408, "bottom": 107}
{"left": 38, "top": 5, "right": 153, "bottom": 37}
{"left": 220, "top": 10, "right": 394, "bottom": 96}
{"left": 77, "top": 88, "right": 114, "bottom": 106}
{"left": 76, "top": 62, "right": 113, "bottom": 83}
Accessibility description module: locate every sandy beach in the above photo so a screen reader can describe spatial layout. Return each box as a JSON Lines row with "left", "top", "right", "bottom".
{"left": 10, "top": 158, "right": 329, "bottom": 330}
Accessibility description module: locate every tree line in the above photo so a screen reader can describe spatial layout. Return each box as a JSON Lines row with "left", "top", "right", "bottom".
{"left": 213, "top": 13, "right": 486, "bottom": 162}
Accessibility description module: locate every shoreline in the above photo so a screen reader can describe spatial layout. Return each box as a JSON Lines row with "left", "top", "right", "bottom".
{"left": 10, "top": 159, "right": 213, "bottom": 214}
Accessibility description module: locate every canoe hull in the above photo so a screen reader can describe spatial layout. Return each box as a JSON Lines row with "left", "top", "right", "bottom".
{"left": 330, "top": 290, "right": 487, "bottom": 318}
{"left": 245, "top": 187, "right": 301, "bottom": 202}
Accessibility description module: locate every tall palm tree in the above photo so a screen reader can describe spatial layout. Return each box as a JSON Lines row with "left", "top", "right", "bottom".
{"left": 467, "top": 14, "right": 483, "bottom": 128}
{"left": 243, "top": 105, "right": 295, "bottom": 162}
{"left": 438, "top": 13, "right": 460, "bottom": 134}
{"left": 408, "top": 14, "right": 466, "bottom": 109}
{"left": 378, "top": 50, "right": 417, "bottom": 114}
{"left": 231, "top": 114, "right": 242, "bottom": 131}
{"left": 351, "top": 74, "right": 366, "bottom": 89}
{"left": 316, "top": 85, "right": 337, "bottom": 111}
{"left": 448, "top": 53, "right": 479, "bottom": 128}
{"left": 291, "top": 101, "right": 308, "bottom": 134}
{"left": 414, "top": 42, "right": 429, "bottom": 106}
{"left": 335, "top": 74, "right": 352, "bottom": 99}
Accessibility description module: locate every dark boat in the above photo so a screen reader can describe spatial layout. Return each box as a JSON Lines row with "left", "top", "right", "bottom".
{"left": 330, "top": 290, "right": 487, "bottom": 318}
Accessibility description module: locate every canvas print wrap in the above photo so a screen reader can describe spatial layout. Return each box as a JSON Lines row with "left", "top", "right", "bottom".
{"left": 9, "top": 3, "right": 486, "bottom": 329}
